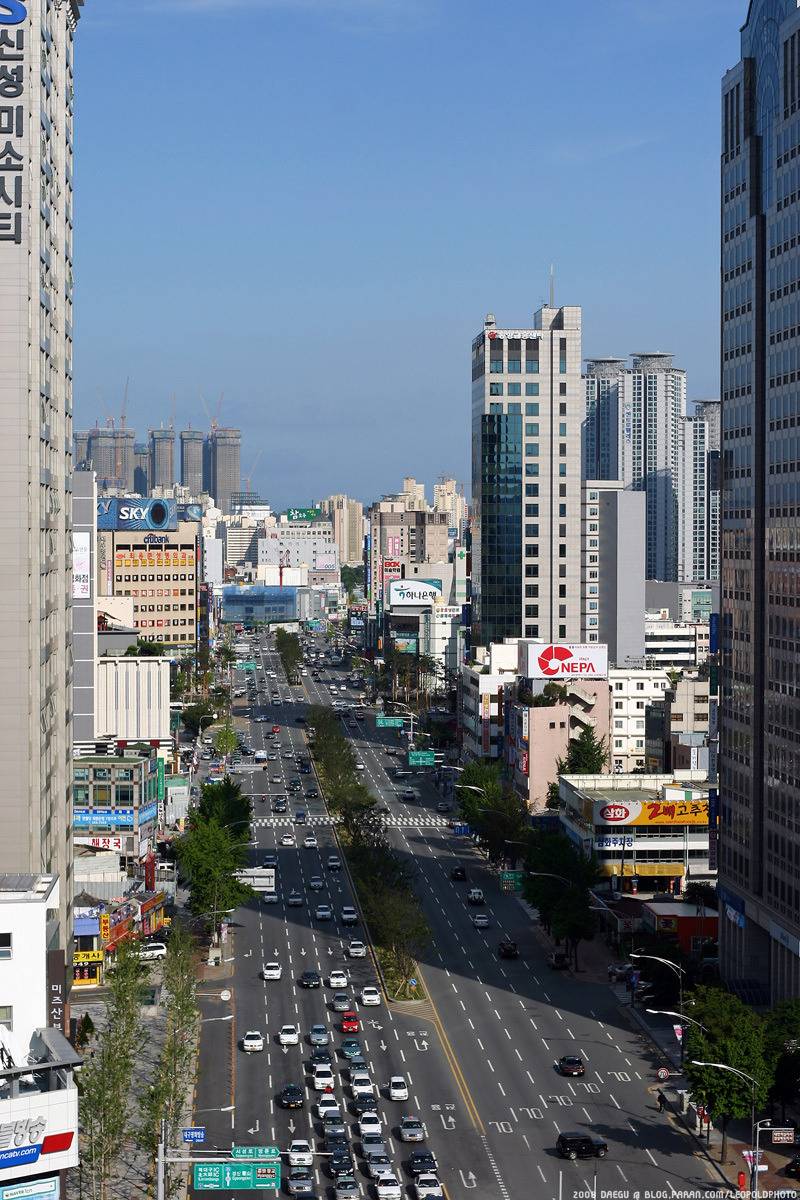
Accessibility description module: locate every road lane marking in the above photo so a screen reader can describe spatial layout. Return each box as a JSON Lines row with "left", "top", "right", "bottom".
{"left": 646, "top": 1148, "right": 657, "bottom": 1165}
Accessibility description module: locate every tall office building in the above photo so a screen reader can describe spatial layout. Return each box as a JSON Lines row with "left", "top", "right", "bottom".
{"left": 678, "top": 409, "right": 721, "bottom": 583}
{"left": 86, "top": 425, "right": 115, "bottom": 485}
{"left": 0, "top": 0, "right": 86, "bottom": 955}
{"left": 471, "top": 306, "right": 584, "bottom": 649}
{"left": 149, "top": 427, "right": 175, "bottom": 489}
{"left": 75, "top": 430, "right": 90, "bottom": 466}
{"left": 317, "top": 494, "right": 365, "bottom": 566}
{"left": 208, "top": 427, "right": 241, "bottom": 513}
{"left": 583, "top": 354, "right": 687, "bottom": 580}
{"left": 180, "top": 428, "right": 205, "bottom": 494}
{"left": 133, "top": 441, "right": 149, "bottom": 494}
{"left": 719, "top": 0, "right": 800, "bottom": 1002}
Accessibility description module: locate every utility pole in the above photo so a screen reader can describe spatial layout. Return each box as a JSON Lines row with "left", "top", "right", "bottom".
{"left": 156, "top": 1117, "right": 166, "bottom": 1200}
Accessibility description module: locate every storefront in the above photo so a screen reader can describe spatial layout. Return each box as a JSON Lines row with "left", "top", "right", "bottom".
{"left": 134, "top": 891, "right": 167, "bottom": 937}
{"left": 73, "top": 948, "right": 105, "bottom": 988}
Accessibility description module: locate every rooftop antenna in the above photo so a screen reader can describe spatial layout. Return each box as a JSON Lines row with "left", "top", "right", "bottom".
{"left": 549, "top": 263, "right": 555, "bottom": 308}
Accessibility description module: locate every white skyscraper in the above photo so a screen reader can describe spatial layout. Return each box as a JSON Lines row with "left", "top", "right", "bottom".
{"left": 0, "top": 0, "right": 84, "bottom": 953}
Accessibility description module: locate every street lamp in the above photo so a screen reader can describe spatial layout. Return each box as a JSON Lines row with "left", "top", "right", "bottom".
{"left": 630, "top": 952, "right": 686, "bottom": 1059}
{"left": 690, "top": 1060, "right": 758, "bottom": 1191}
{"left": 646, "top": 1008, "right": 708, "bottom": 1034}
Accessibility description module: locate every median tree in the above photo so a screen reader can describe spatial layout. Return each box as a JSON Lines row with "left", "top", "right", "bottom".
{"left": 176, "top": 816, "right": 253, "bottom": 932}
{"left": 214, "top": 719, "right": 238, "bottom": 759}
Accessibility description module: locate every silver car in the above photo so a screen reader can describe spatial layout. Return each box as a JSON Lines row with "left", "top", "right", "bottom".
{"left": 309, "top": 1023, "right": 330, "bottom": 1046}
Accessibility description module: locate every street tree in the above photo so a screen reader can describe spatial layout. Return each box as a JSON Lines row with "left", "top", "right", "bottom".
{"left": 683, "top": 986, "right": 773, "bottom": 1162}
{"left": 214, "top": 719, "right": 238, "bottom": 759}
{"left": 556, "top": 725, "right": 609, "bottom": 775}
{"left": 197, "top": 775, "right": 252, "bottom": 831}
{"left": 176, "top": 816, "right": 253, "bottom": 930}
{"left": 764, "top": 1000, "right": 800, "bottom": 1120}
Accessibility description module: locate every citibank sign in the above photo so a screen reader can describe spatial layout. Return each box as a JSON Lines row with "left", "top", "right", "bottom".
{"left": 0, "top": 2, "right": 27, "bottom": 23}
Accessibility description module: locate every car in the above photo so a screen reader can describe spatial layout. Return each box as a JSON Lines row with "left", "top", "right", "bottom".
{"left": 261, "top": 961, "right": 282, "bottom": 980}
{"left": 407, "top": 1150, "right": 439, "bottom": 1177}
{"left": 350, "top": 1070, "right": 373, "bottom": 1099}
{"left": 300, "top": 970, "right": 321, "bottom": 988}
{"left": 309, "top": 1023, "right": 330, "bottom": 1047}
{"left": 361, "top": 986, "right": 381, "bottom": 1006}
{"left": 329, "top": 1150, "right": 355, "bottom": 1179}
{"left": 413, "top": 1173, "right": 444, "bottom": 1199}
{"left": 309, "top": 875, "right": 324, "bottom": 891}
{"left": 267, "top": 752, "right": 278, "bottom": 761}
{"left": 498, "top": 938, "right": 519, "bottom": 959}
{"left": 333, "top": 1177, "right": 359, "bottom": 1199}
{"left": 316, "top": 1094, "right": 341, "bottom": 1119}
{"left": 357, "top": 1109, "right": 380, "bottom": 1135}
{"left": 399, "top": 789, "right": 417, "bottom": 801}
{"left": 557, "top": 1055, "right": 586, "bottom": 1077}
{"left": 607, "top": 962, "right": 634, "bottom": 982}
{"left": 472, "top": 913, "right": 490, "bottom": 929}
{"left": 466, "top": 888, "right": 484, "bottom": 905}
{"left": 288, "top": 1139, "right": 313, "bottom": 1167}
{"left": 278, "top": 1024, "right": 300, "bottom": 1045}
{"left": 311, "top": 1066, "right": 335, "bottom": 1091}
{"left": 310, "top": 1047, "right": 333, "bottom": 1067}
{"left": 341, "top": 1010, "right": 359, "bottom": 1033}
{"left": 283, "top": 750, "right": 295, "bottom": 760}
{"left": 331, "top": 991, "right": 351, "bottom": 1011}
{"left": 323, "top": 1129, "right": 348, "bottom": 1154}
{"left": 347, "top": 940, "right": 367, "bottom": 958}
{"left": 340, "top": 906, "right": 358, "bottom": 925}
{"left": 271, "top": 724, "right": 281, "bottom": 733}
{"left": 272, "top": 799, "right": 288, "bottom": 813}
{"left": 294, "top": 808, "right": 307, "bottom": 823}
{"left": 277, "top": 1083, "right": 305, "bottom": 1109}
{"left": 399, "top": 1115, "right": 426, "bottom": 1143}
{"left": 263, "top": 852, "right": 278, "bottom": 868}
{"left": 327, "top": 855, "right": 342, "bottom": 870}
{"left": 281, "top": 833, "right": 295, "bottom": 847}
{"left": 364, "top": 1151, "right": 391, "bottom": 1179}
{"left": 435, "top": 802, "right": 451, "bottom": 813}
{"left": 388, "top": 1075, "right": 408, "bottom": 1101}
{"left": 262, "top": 891, "right": 279, "bottom": 905}
{"left": 321, "top": 1110, "right": 347, "bottom": 1137}
{"left": 305, "top": 787, "right": 319, "bottom": 798}
{"left": 138, "top": 941, "right": 169, "bottom": 961}
{"left": 556, "top": 1132, "right": 608, "bottom": 1160}
{"left": 548, "top": 950, "right": 570, "bottom": 969}
{"left": 303, "top": 832, "right": 318, "bottom": 847}
{"left": 450, "top": 865, "right": 467, "bottom": 881}
{"left": 287, "top": 890, "right": 303, "bottom": 906}
{"left": 376, "top": 1173, "right": 402, "bottom": 1200}
{"left": 340, "top": 1039, "right": 363, "bottom": 1060}
{"left": 326, "top": 967, "right": 348, "bottom": 988}
{"left": 286, "top": 1167, "right": 315, "bottom": 1195}
{"left": 241, "top": 1030, "right": 264, "bottom": 1053}
{"left": 785, "top": 1156, "right": 800, "bottom": 1180}
{"left": 271, "top": 774, "right": 282, "bottom": 784}
{"left": 314, "top": 903, "right": 332, "bottom": 921}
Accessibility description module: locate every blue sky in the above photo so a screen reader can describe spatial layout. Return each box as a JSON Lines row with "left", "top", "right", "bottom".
{"left": 75, "top": 0, "right": 738, "bottom": 508}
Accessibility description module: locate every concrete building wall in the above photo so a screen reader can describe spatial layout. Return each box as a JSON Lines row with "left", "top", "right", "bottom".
{"left": 609, "top": 668, "right": 671, "bottom": 772}
{"left": 72, "top": 472, "right": 98, "bottom": 746}
{"left": 209, "top": 428, "right": 241, "bottom": 514}
{"left": 0, "top": 876, "right": 58, "bottom": 1045}
{"left": 149, "top": 429, "right": 175, "bottom": 490}
{"left": 582, "top": 480, "right": 645, "bottom": 665}
{"left": 180, "top": 430, "right": 204, "bottom": 494}
{"left": 98, "top": 520, "right": 199, "bottom": 649}
{"left": 95, "top": 658, "right": 171, "bottom": 742}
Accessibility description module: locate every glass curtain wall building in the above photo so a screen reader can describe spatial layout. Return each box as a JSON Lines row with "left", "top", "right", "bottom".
{"left": 719, "top": 0, "right": 800, "bottom": 1003}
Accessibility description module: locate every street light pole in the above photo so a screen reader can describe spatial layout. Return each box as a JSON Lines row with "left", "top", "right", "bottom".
{"left": 631, "top": 952, "right": 686, "bottom": 1062}
{"left": 690, "top": 1060, "right": 757, "bottom": 1185}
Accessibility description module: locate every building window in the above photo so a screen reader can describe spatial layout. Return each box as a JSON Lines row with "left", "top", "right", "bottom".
{"left": 489, "top": 383, "right": 503, "bottom": 396}
{"left": 559, "top": 382, "right": 567, "bottom": 395}
{"left": 490, "top": 359, "right": 503, "bottom": 373}
{"left": 507, "top": 383, "right": 521, "bottom": 396}
{"left": 525, "top": 423, "right": 539, "bottom": 436}
{"left": 526, "top": 359, "right": 539, "bottom": 373}
{"left": 489, "top": 402, "right": 503, "bottom": 413}
{"left": 558, "top": 464, "right": 567, "bottom": 476}
{"left": 558, "top": 624, "right": 566, "bottom": 638}
{"left": 559, "top": 338, "right": 567, "bottom": 373}
{"left": 559, "top": 422, "right": 567, "bottom": 436}
{"left": 526, "top": 444, "right": 539, "bottom": 457}
{"left": 0, "top": 1005, "right": 12, "bottom": 1030}
{"left": 525, "top": 463, "right": 539, "bottom": 476}
{"left": 525, "top": 383, "right": 540, "bottom": 397}
{"left": 507, "top": 358, "right": 521, "bottom": 373}
{"left": 0, "top": 933, "right": 11, "bottom": 960}
{"left": 508, "top": 402, "right": 521, "bottom": 414}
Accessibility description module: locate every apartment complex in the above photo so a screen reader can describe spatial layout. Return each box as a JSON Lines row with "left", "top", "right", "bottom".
{"left": 207, "top": 426, "right": 241, "bottom": 513}
{"left": 317, "top": 494, "right": 365, "bottom": 566}
{"left": 180, "top": 427, "right": 205, "bottom": 493}
{"left": 0, "top": 0, "right": 86, "bottom": 952}
{"left": 719, "top": 1, "right": 800, "bottom": 1001}
{"left": 471, "top": 306, "right": 584, "bottom": 648}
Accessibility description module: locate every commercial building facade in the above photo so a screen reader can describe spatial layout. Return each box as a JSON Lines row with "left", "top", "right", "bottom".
{"left": 471, "top": 306, "right": 584, "bottom": 649}
{"left": 73, "top": 751, "right": 159, "bottom": 867}
{"left": 366, "top": 500, "right": 450, "bottom": 610}
{"left": 581, "top": 480, "right": 645, "bottom": 663}
{"left": 718, "top": 0, "right": 800, "bottom": 1002}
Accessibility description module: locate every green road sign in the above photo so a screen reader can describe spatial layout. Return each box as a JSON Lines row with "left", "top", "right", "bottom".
{"left": 376, "top": 716, "right": 405, "bottom": 729}
{"left": 408, "top": 750, "right": 436, "bottom": 766}
{"left": 500, "top": 870, "right": 525, "bottom": 893}
{"left": 241, "top": 662, "right": 257, "bottom": 672}
{"left": 193, "top": 1162, "right": 280, "bottom": 1191}
{"left": 231, "top": 1146, "right": 280, "bottom": 1161}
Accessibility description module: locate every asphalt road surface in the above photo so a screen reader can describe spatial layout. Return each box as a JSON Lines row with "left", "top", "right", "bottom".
{"left": 190, "top": 632, "right": 719, "bottom": 1199}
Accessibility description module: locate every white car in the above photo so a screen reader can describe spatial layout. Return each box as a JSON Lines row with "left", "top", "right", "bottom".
{"left": 241, "top": 1030, "right": 264, "bottom": 1053}
{"left": 262, "top": 891, "right": 279, "bottom": 905}
{"left": 329, "top": 969, "right": 348, "bottom": 989}
{"left": 304, "top": 833, "right": 318, "bottom": 847}
{"left": 357, "top": 1110, "right": 381, "bottom": 1136}
{"left": 316, "top": 1094, "right": 340, "bottom": 1119}
{"left": 376, "top": 1172, "right": 402, "bottom": 1200}
{"left": 413, "top": 1175, "right": 444, "bottom": 1199}
{"left": 340, "top": 906, "right": 358, "bottom": 925}
{"left": 309, "top": 875, "right": 324, "bottom": 891}
{"left": 315, "top": 904, "right": 332, "bottom": 921}
{"left": 312, "top": 1066, "right": 335, "bottom": 1091}
{"left": 280, "top": 833, "right": 295, "bottom": 847}
{"left": 350, "top": 1071, "right": 373, "bottom": 1099}
{"left": 472, "top": 913, "right": 490, "bottom": 929}
{"left": 287, "top": 1139, "right": 313, "bottom": 1167}
{"left": 348, "top": 940, "right": 367, "bottom": 959}
{"left": 278, "top": 1024, "right": 300, "bottom": 1045}
{"left": 261, "top": 961, "right": 282, "bottom": 980}
{"left": 388, "top": 1075, "right": 408, "bottom": 1101}
{"left": 361, "top": 985, "right": 381, "bottom": 1006}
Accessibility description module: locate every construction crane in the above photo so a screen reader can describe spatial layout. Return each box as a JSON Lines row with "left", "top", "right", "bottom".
{"left": 243, "top": 449, "right": 263, "bottom": 494}
{"left": 114, "top": 377, "right": 129, "bottom": 487}
{"left": 199, "top": 392, "right": 223, "bottom": 434}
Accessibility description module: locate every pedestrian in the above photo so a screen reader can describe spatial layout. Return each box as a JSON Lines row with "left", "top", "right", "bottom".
{"left": 656, "top": 1090, "right": 666, "bottom": 1113}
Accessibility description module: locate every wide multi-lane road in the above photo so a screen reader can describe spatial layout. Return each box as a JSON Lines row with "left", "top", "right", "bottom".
{"left": 192, "top": 632, "right": 718, "bottom": 1199}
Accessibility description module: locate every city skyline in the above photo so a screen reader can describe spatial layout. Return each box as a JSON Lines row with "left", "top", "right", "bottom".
{"left": 74, "top": 0, "right": 735, "bottom": 507}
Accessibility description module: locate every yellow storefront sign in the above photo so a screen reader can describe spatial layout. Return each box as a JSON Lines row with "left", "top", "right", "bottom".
{"left": 600, "top": 862, "right": 685, "bottom": 878}
{"left": 74, "top": 949, "right": 105, "bottom": 964}
{"left": 594, "top": 796, "right": 708, "bottom": 827}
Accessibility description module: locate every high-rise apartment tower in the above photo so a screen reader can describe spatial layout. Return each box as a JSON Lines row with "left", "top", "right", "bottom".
{"left": 471, "top": 306, "right": 584, "bottom": 649}
{"left": 149, "top": 427, "right": 175, "bottom": 490}
{"left": 208, "top": 427, "right": 241, "bottom": 514}
{"left": 718, "top": 0, "right": 800, "bottom": 1002}
{"left": 180, "top": 428, "right": 205, "bottom": 494}
{"left": 0, "top": 0, "right": 86, "bottom": 954}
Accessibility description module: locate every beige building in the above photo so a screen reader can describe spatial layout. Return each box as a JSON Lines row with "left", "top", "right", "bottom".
{"left": 433, "top": 476, "right": 468, "bottom": 535}
{"left": 366, "top": 499, "right": 450, "bottom": 610}
{"left": 317, "top": 494, "right": 364, "bottom": 566}
{"left": 98, "top": 521, "right": 199, "bottom": 650}
{"left": 0, "top": 0, "right": 86, "bottom": 955}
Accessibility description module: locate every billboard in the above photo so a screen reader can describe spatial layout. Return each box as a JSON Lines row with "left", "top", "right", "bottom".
{"left": 594, "top": 791, "right": 708, "bottom": 827}
{"left": 285, "top": 507, "right": 320, "bottom": 522}
{"left": 73, "top": 807, "right": 135, "bottom": 830}
{"left": 97, "top": 497, "right": 178, "bottom": 532}
{"left": 313, "top": 548, "right": 338, "bottom": 572}
{"left": 392, "top": 636, "right": 417, "bottom": 654}
{"left": 0, "top": 1084, "right": 79, "bottom": 1180}
{"left": 72, "top": 532, "right": 91, "bottom": 599}
{"left": 481, "top": 692, "right": 491, "bottom": 754}
{"left": 389, "top": 580, "right": 442, "bottom": 607}
{"left": 519, "top": 641, "right": 608, "bottom": 680}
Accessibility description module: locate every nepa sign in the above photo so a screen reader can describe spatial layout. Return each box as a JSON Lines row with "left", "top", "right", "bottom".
{"left": 522, "top": 641, "right": 608, "bottom": 680}
{"left": 0, "top": 2, "right": 27, "bottom": 24}
{"left": 388, "top": 580, "right": 442, "bottom": 608}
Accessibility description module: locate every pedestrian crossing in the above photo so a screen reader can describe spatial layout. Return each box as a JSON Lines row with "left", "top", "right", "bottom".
{"left": 250, "top": 814, "right": 448, "bottom": 829}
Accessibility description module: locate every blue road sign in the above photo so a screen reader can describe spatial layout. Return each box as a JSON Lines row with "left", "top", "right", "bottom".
{"left": 453, "top": 824, "right": 470, "bottom": 837}
{"left": 182, "top": 1127, "right": 206, "bottom": 1144}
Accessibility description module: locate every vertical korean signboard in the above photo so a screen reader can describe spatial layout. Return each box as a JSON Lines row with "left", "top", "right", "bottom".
{"left": 481, "top": 692, "right": 491, "bottom": 755}
{"left": 0, "top": 3, "right": 27, "bottom": 250}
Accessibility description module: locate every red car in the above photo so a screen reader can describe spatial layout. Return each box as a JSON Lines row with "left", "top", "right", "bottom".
{"left": 341, "top": 1011, "right": 359, "bottom": 1033}
{"left": 272, "top": 725, "right": 281, "bottom": 734}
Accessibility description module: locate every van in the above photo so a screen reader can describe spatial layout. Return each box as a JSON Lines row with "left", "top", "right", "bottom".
{"left": 254, "top": 750, "right": 267, "bottom": 763}
{"left": 139, "top": 942, "right": 167, "bottom": 961}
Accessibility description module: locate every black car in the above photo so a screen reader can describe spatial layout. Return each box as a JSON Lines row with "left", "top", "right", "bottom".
{"left": 272, "top": 799, "right": 288, "bottom": 813}
{"left": 299, "top": 970, "right": 321, "bottom": 988}
{"left": 450, "top": 866, "right": 467, "bottom": 881}
{"left": 785, "top": 1156, "right": 800, "bottom": 1179}
{"left": 305, "top": 787, "right": 319, "bottom": 799}
{"left": 498, "top": 938, "right": 519, "bottom": 959}
{"left": 351, "top": 1095, "right": 377, "bottom": 1118}
{"left": 556, "top": 1132, "right": 608, "bottom": 1160}
{"left": 557, "top": 1056, "right": 586, "bottom": 1077}
{"left": 407, "top": 1150, "right": 438, "bottom": 1177}
{"left": 323, "top": 1131, "right": 348, "bottom": 1153}
{"left": 277, "top": 1083, "right": 304, "bottom": 1109}
{"left": 310, "top": 1047, "right": 333, "bottom": 1067}
{"left": 329, "top": 1150, "right": 354, "bottom": 1178}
